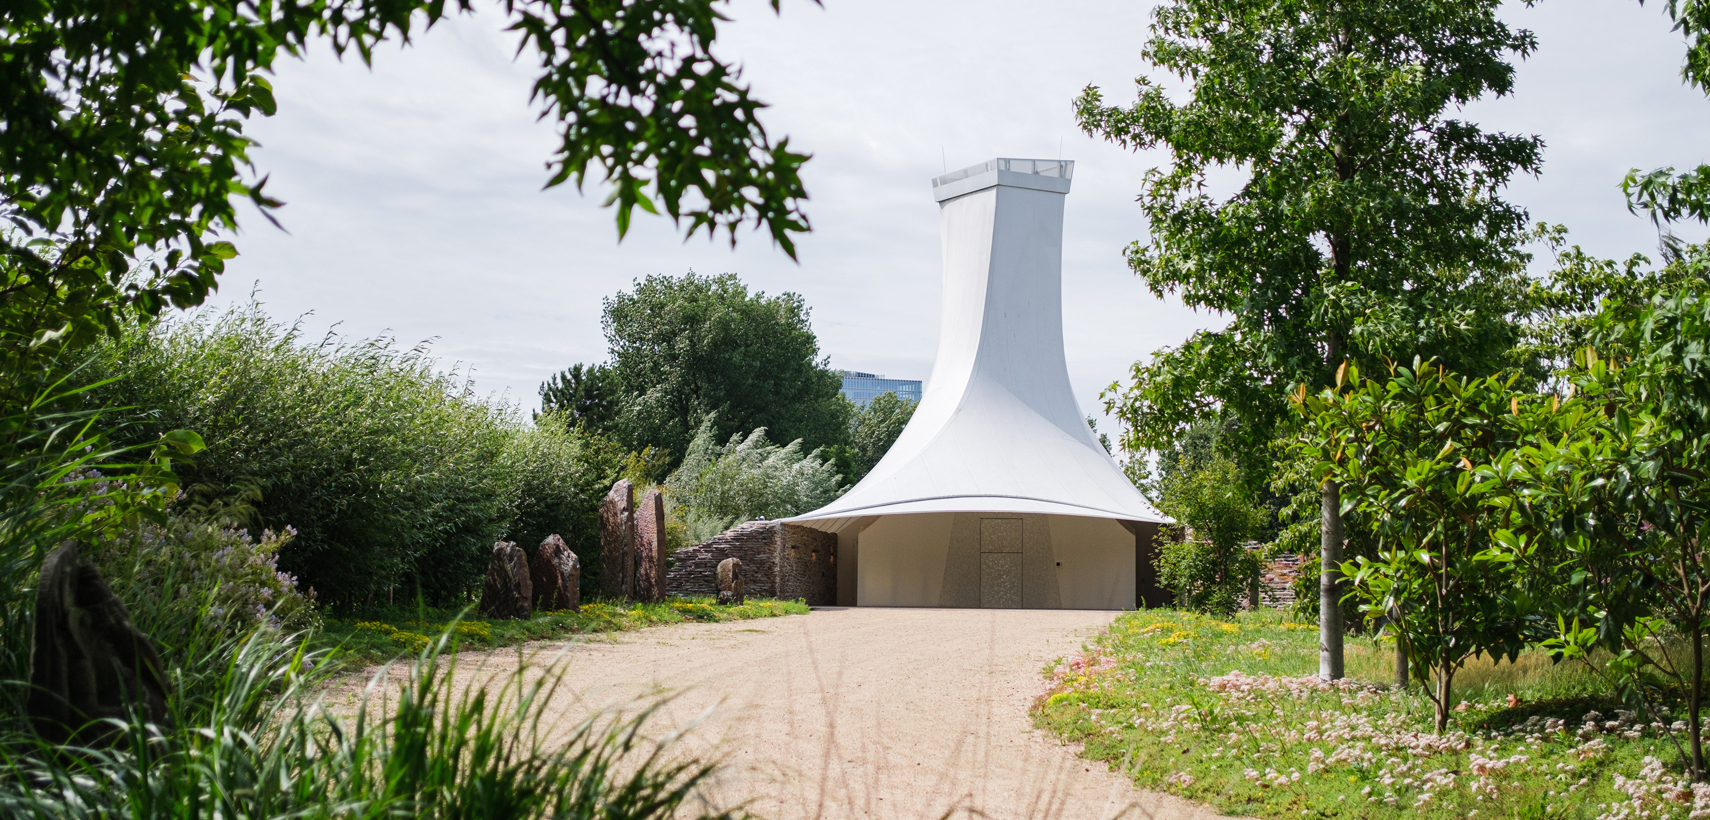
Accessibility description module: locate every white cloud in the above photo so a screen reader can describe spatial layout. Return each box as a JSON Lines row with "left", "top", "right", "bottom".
{"left": 207, "top": 0, "right": 1710, "bottom": 439}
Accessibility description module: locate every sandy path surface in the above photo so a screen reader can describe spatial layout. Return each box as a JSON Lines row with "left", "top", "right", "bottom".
{"left": 399, "top": 607, "right": 1236, "bottom": 820}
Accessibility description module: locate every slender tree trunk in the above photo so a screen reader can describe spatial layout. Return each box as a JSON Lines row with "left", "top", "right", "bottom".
{"left": 1395, "top": 635, "right": 1409, "bottom": 689}
{"left": 1693, "top": 623, "right": 1704, "bottom": 778}
{"left": 1435, "top": 666, "right": 1452, "bottom": 734}
{"left": 1320, "top": 478, "right": 1345, "bottom": 680}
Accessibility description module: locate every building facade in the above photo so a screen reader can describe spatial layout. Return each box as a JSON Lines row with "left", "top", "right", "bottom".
{"left": 788, "top": 158, "right": 1169, "bottom": 611}
{"left": 837, "top": 371, "right": 922, "bottom": 406}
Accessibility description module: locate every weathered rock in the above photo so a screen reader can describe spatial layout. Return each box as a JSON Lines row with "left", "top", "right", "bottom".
{"left": 531, "top": 534, "right": 580, "bottom": 612}
{"left": 717, "top": 557, "right": 744, "bottom": 606}
{"left": 600, "top": 480, "right": 635, "bottom": 600}
{"left": 28, "top": 542, "right": 171, "bottom": 745}
{"left": 480, "top": 541, "right": 532, "bottom": 620}
{"left": 635, "top": 488, "right": 666, "bottom": 603}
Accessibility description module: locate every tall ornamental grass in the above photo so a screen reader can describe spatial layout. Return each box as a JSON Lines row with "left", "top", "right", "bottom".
{"left": 0, "top": 624, "right": 746, "bottom": 820}
{"left": 89, "top": 304, "right": 624, "bottom": 608}
{"left": 665, "top": 421, "right": 844, "bottom": 542}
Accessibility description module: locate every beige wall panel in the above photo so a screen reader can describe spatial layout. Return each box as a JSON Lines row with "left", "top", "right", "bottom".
{"left": 938, "top": 513, "right": 982, "bottom": 608}
{"left": 857, "top": 513, "right": 956, "bottom": 607}
{"left": 836, "top": 528, "right": 860, "bottom": 607}
{"left": 1052, "top": 515, "right": 1137, "bottom": 610}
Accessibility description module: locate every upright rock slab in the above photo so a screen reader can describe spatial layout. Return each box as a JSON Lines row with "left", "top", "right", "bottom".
{"left": 717, "top": 557, "right": 744, "bottom": 606}
{"left": 600, "top": 479, "right": 635, "bottom": 601}
{"left": 532, "top": 534, "right": 580, "bottom": 612}
{"left": 480, "top": 541, "right": 532, "bottom": 620}
{"left": 635, "top": 488, "right": 666, "bottom": 603}
{"left": 29, "top": 542, "right": 171, "bottom": 745}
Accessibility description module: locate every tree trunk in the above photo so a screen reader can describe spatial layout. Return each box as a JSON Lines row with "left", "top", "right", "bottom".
{"left": 1396, "top": 638, "right": 1409, "bottom": 689}
{"left": 1434, "top": 666, "right": 1452, "bottom": 734}
{"left": 1320, "top": 478, "right": 1345, "bottom": 680}
{"left": 1693, "top": 623, "right": 1704, "bottom": 778}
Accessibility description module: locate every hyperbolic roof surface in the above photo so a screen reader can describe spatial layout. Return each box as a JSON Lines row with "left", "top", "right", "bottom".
{"left": 787, "top": 159, "right": 1166, "bottom": 533}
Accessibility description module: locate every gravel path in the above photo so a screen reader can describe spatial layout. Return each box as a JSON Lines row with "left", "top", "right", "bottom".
{"left": 431, "top": 607, "right": 1236, "bottom": 820}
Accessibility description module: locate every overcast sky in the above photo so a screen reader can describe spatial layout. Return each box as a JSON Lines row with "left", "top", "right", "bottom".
{"left": 205, "top": 0, "right": 1710, "bottom": 437}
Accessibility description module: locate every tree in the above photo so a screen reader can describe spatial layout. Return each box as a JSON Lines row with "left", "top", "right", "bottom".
{"left": 1515, "top": 289, "right": 1710, "bottom": 777}
{"left": 1078, "top": 0, "right": 1542, "bottom": 678}
{"left": 1153, "top": 455, "right": 1267, "bottom": 615}
{"left": 665, "top": 422, "right": 844, "bottom": 543}
{"left": 830, "top": 392, "right": 916, "bottom": 485}
{"left": 604, "top": 272, "right": 849, "bottom": 466}
{"left": 539, "top": 363, "right": 622, "bottom": 436}
{"left": 0, "top": 0, "right": 811, "bottom": 354}
{"left": 1297, "top": 361, "right": 1535, "bottom": 732}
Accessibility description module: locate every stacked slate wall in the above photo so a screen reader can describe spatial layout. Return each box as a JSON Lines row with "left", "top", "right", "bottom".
{"left": 666, "top": 521, "right": 836, "bottom": 605}
{"left": 777, "top": 524, "right": 836, "bottom": 605}
{"left": 667, "top": 522, "right": 780, "bottom": 599}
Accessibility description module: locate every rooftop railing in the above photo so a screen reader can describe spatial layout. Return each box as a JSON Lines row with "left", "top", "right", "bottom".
{"left": 931, "top": 158, "right": 1074, "bottom": 189}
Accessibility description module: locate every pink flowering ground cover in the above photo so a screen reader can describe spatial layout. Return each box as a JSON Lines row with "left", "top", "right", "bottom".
{"left": 1034, "top": 609, "right": 1708, "bottom": 820}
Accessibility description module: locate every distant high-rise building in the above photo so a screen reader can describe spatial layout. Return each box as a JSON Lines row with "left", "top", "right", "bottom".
{"left": 836, "top": 370, "right": 922, "bottom": 406}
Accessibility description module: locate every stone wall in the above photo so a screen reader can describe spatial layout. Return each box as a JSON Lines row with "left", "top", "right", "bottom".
{"left": 777, "top": 524, "right": 836, "bottom": 605}
{"left": 667, "top": 521, "right": 780, "bottom": 598}
{"left": 1253, "top": 551, "right": 1304, "bottom": 610}
{"left": 665, "top": 521, "right": 837, "bottom": 606}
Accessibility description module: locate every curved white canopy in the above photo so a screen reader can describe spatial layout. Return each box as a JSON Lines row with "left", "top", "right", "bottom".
{"left": 789, "top": 159, "right": 1166, "bottom": 532}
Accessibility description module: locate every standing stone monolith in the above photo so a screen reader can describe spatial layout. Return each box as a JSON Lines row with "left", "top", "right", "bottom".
{"left": 716, "top": 557, "right": 744, "bottom": 605}
{"left": 480, "top": 541, "right": 532, "bottom": 620}
{"left": 532, "top": 534, "right": 580, "bottom": 612}
{"left": 635, "top": 488, "right": 666, "bottom": 603}
{"left": 28, "top": 542, "right": 171, "bottom": 745}
{"left": 600, "top": 479, "right": 635, "bottom": 600}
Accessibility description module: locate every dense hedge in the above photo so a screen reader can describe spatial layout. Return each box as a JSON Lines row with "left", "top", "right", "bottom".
{"left": 90, "top": 306, "right": 624, "bottom": 608}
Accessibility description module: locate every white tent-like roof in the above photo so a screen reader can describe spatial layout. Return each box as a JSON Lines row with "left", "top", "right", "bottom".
{"left": 789, "top": 158, "right": 1166, "bottom": 533}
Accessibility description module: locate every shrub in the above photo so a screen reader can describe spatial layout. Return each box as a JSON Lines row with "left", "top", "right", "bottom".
{"left": 501, "top": 415, "right": 625, "bottom": 598}
{"left": 1154, "top": 455, "right": 1268, "bottom": 614}
{"left": 666, "top": 421, "right": 845, "bottom": 542}
{"left": 82, "top": 504, "right": 319, "bottom": 640}
{"left": 90, "top": 304, "right": 619, "bottom": 608}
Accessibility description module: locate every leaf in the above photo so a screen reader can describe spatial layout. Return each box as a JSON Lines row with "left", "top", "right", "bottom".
{"left": 160, "top": 429, "right": 207, "bottom": 455}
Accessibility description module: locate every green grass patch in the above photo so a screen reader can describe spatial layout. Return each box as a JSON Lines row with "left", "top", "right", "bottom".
{"left": 317, "top": 597, "right": 808, "bottom": 666}
{"left": 1035, "top": 609, "right": 1708, "bottom": 819}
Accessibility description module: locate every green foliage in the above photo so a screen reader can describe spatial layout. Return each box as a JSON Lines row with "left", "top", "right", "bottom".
{"left": 0, "top": 0, "right": 810, "bottom": 357}
{"left": 321, "top": 598, "right": 807, "bottom": 666}
{"left": 1622, "top": 1, "right": 1710, "bottom": 233}
{"left": 1036, "top": 609, "right": 1680, "bottom": 820}
{"left": 1083, "top": 0, "right": 1543, "bottom": 468}
{"left": 1296, "top": 361, "right": 1538, "bottom": 732}
{"left": 665, "top": 422, "right": 844, "bottom": 543}
{"left": 89, "top": 304, "right": 621, "bottom": 608}
{"left": 501, "top": 415, "right": 627, "bottom": 600}
{"left": 830, "top": 391, "right": 916, "bottom": 485}
{"left": 603, "top": 271, "right": 850, "bottom": 467}
{"left": 88, "top": 512, "right": 319, "bottom": 639}
{"left": 0, "top": 619, "right": 752, "bottom": 819}
{"left": 538, "top": 363, "right": 623, "bottom": 436}
{"left": 1509, "top": 287, "right": 1710, "bottom": 776}
{"left": 1154, "top": 456, "right": 1266, "bottom": 615}
{"left": 0, "top": 375, "right": 761, "bottom": 819}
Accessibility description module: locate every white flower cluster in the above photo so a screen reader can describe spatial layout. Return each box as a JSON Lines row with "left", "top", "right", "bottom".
{"left": 1199, "top": 669, "right": 1386, "bottom": 703}
{"left": 1599, "top": 756, "right": 1710, "bottom": 820}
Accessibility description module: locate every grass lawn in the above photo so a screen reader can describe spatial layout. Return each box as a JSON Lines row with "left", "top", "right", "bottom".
{"left": 316, "top": 597, "right": 809, "bottom": 666}
{"left": 1034, "top": 609, "right": 1710, "bottom": 820}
